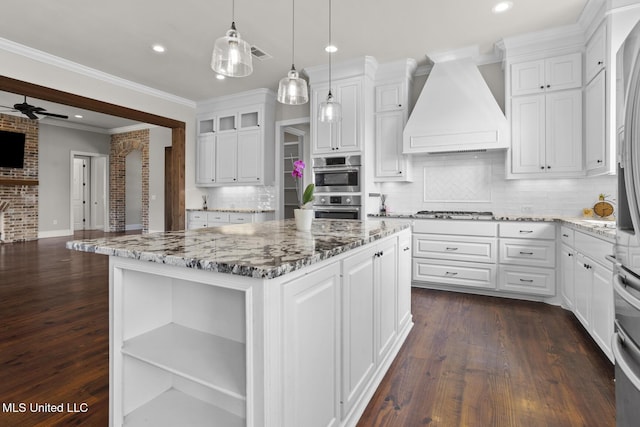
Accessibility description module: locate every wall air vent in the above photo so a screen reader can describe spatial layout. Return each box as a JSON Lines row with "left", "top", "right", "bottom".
{"left": 251, "top": 46, "right": 272, "bottom": 61}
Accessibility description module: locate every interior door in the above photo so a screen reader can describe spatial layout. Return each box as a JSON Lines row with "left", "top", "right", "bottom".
{"left": 72, "top": 157, "right": 89, "bottom": 230}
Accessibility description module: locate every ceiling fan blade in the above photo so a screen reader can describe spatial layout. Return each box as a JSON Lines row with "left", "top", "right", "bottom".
{"left": 24, "top": 111, "right": 39, "bottom": 120}
{"left": 38, "top": 111, "right": 68, "bottom": 119}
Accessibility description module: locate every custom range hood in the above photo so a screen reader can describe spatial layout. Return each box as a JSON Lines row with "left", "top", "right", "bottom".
{"left": 403, "top": 51, "right": 508, "bottom": 154}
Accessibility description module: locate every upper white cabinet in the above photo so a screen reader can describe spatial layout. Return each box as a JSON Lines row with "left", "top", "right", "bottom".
{"left": 585, "top": 23, "right": 606, "bottom": 84}
{"left": 310, "top": 78, "right": 363, "bottom": 154}
{"left": 510, "top": 53, "right": 582, "bottom": 96}
{"left": 195, "top": 89, "right": 275, "bottom": 187}
{"left": 306, "top": 56, "right": 377, "bottom": 157}
{"left": 373, "top": 59, "right": 416, "bottom": 182}
{"left": 510, "top": 89, "right": 583, "bottom": 175}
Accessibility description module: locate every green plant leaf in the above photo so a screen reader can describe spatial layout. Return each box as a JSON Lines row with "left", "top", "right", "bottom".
{"left": 302, "top": 184, "right": 315, "bottom": 205}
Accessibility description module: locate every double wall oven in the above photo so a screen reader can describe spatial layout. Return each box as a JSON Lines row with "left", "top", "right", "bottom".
{"left": 312, "top": 155, "right": 361, "bottom": 219}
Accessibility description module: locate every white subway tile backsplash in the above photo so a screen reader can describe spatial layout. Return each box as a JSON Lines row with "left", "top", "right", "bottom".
{"left": 380, "top": 151, "right": 617, "bottom": 217}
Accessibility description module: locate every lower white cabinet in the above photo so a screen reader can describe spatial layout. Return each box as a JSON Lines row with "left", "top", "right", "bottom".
{"left": 560, "top": 243, "right": 576, "bottom": 309}
{"left": 282, "top": 263, "right": 341, "bottom": 427}
{"left": 561, "top": 228, "right": 614, "bottom": 361}
{"left": 110, "top": 227, "right": 412, "bottom": 427}
{"left": 187, "top": 210, "right": 274, "bottom": 230}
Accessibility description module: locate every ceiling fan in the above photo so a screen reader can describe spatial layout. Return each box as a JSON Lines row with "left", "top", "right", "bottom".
{"left": 0, "top": 96, "right": 68, "bottom": 120}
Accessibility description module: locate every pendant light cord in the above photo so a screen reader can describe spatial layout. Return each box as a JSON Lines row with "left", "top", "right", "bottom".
{"left": 291, "top": 0, "right": 295, "bottom": 68}
{"left": 328, "top": 0, "right": 332, "bottom": 94}
{"left": 232, "top": 0, "right": 236, "bottom": 26}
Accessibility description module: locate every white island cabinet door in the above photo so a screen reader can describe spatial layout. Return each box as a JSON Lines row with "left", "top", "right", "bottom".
{"left": 282, "top": 263, "right": 341, "bottom": 427}
{"left": 397, "top": 234, "right": 412, "bottom": 331}
{"left": 377, "top": 238, "right": 398, "bottom": 363}
{"left": 341, "top": 246, "right": 376, "bottom": 419}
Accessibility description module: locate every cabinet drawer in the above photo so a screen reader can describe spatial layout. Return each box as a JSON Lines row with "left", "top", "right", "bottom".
{"left": 413, "top": 235, "right": 497, "bottom": 263}
{"left": 207, "top": 212, "right": 230, "bottom": 223}
{"left": 500, "top": 239, "right": 556, "bottom": 267}
{"left": 499, "top": 222, "right": 555, "bottom": 239}
{"left": 188, "top": 211, "right": 208, "bottom": 221}
{"left": 560, "top": 226, "right": 574, "bottom": 246}
{"left": 413, "top": 259, "right": 496, "bottom": 290}
{"left": 229, "top": 212, "right": 252, "bottom": 223}
{"left": 187, "top": 220, "right": 208, "bottom": 230}
{"left": 574, "top": 231, "right": 614, "bottom": 266}
{"left": 498, "top": 265, "right": 555, "bottom": 296}
{"left": 412, "top": 220, "right": 497, "bottom": 236}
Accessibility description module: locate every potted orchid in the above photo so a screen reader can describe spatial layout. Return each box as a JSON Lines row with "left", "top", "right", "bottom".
{"left": 291, "top": 160, "right": 315, "bottom": 231}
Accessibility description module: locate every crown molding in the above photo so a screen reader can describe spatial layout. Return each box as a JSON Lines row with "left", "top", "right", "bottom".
{"left": 0, "top": 37, "right": 196, "bottom": 109}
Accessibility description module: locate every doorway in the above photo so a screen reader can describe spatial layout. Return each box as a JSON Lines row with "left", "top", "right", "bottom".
{"left": 71, "top": 152, "right": 108, "bottom": 231}
{"left": 275, "top": 118, "right": 310, "bottom": 220}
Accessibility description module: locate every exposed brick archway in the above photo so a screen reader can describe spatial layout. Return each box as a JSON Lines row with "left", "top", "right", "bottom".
{"left": 109, "top": 130, "right": 149, "bottom": 232}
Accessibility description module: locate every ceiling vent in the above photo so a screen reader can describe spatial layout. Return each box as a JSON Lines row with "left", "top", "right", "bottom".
{"left": 251, "top": 45, "right": 272, "bottom": 61}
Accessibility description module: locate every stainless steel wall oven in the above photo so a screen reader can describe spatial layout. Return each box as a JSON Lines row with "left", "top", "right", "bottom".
{"left": 312, "top": 155, "right": 361, "bottom": 193}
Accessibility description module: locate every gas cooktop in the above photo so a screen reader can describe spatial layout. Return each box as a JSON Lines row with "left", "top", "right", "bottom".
{"left": 415, "top": 210, "right": 494, "bottom": 219}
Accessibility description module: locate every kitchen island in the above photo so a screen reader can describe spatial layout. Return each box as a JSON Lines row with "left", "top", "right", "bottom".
{"left": 67, "top": 219, "right": 412, "bottom": 427}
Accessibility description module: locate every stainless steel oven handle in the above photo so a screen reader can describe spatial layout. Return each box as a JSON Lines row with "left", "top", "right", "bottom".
{"left": 313, "top": 167, "right": 360, "bottom": 173}
{"left": 613, "top": 330, "right": 640, "bottom": 392}
{"left": 614, "top": 273, "right": 640, "bottom": 311}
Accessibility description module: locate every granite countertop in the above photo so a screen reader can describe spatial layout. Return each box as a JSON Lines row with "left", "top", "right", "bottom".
{"left": 187, "top": 208, "right": 275, "bottom": 213}
{"left": 66, "top": 219, "right": 409, "bottom": 279}
{"left": 368, "top": 213, "right": 616, "bottom": 240}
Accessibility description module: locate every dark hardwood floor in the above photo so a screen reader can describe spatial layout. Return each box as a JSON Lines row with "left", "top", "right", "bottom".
{"left": 0, "top": 233, "right": 615, "bottom": 426}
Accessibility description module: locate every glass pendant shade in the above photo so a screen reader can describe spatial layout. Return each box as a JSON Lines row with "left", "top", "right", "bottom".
{"left": 277, "top": 66, "right": 309, "bottom": 105}
{"left": 211, "top": 23, "right": 253, "bottom": 77}
{"left": 318, "top": 91, "right": 342, "bottom": 122}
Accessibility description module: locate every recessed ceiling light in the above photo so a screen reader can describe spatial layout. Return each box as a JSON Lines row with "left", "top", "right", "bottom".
{"left": 152, "top": 44, "right": 166, "bottom": 53}
{"left": 216, "top": 74, "right": 225, "bottom": 80}
{"left": 492, "top": 1, "right": 513, "bottom": 13}
{"left": 325, "top": 45, "right": 338, "bottom": 53}
{"left": 74, "top": 114, "right": 83, "bottom": 119}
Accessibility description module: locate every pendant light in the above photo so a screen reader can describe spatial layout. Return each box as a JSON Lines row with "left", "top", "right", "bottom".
{"left": 277, "top": 0, "right": 308, "bottom": 105}
{"left": 211, "top": 0, "right": 253, "bottom": 78}
{"left": 318, "top": 0, "right": 341, "bottom": 122}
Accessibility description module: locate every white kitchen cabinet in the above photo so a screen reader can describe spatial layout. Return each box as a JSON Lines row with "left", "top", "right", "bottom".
{"left": 195, "top": 89, "right": 275, "bottom": 187}
{"left": 510, "top": 89, "right": 583, "bottom": 177}
{"left": 510, "top": 53, "right": 582, "bottom": 96}
{"left": 585, "top": 67, "right": 608, "bottom": 174}
{"left": 412, "top": 220, "right": 498, "bottom": 291}
{"left": 560, "top": 243, "right": 576, "bottom": 309}
{"left": 561, "top": 227, "right": 614, "bottom": 362}
{"left": 187, "top": 210, "right": 273, "bottom": 230}
{"left": 311, "top": 78, "right": 362, "bottom": 155}
{"left": 585, "top": 23, "right": 606, "bottom": 84}
{"left": 196, "top": 133, "right": 216, "bottom": 185}
{"left": 340, "top": 236, "right": 398, "bottom": 419}
{"left": 397, "top": 235, "right": 412, "bottom": 331}
{"left": 375, "top": 82, "right": 404, "bottom": 112}
{"left": 282, "top": 263, "right": 341, "bottom": 427}
{"left": 497, "top": 221, "right": 556, "bottom": 296}
{"left": 374, "top": 111, "right": 410, "bottom": 180}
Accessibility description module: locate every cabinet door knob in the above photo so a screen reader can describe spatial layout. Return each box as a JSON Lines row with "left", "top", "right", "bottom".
{"left": 540, "top": 85, "right": 545, "bottom": 89}
{"left": 546, "top": 84, "right": 551, "bottom": 88}
{"left": 597, "top": 159, "right": 603, "bottom": 163}
{"left": 598, "top": 61, "right": 603, "bottom": 65}
{"left": 568, "top": 253, "right": 573, "bottom": 257}
{"left": 540, "top": 166, "right": 545, "bottom": 170}
{"left": 398, "top": 171, "right": 402, "bottom": 174}
{"left": 398, "top": 104, "right": 402, "bottom": 107}
{"left": 547, "top": 165, "right": 551, "bottom": 169}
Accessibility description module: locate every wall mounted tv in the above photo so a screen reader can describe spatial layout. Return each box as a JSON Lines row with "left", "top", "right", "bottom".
{"left": 0, "top": 130, "right": 26, "bottom": 168}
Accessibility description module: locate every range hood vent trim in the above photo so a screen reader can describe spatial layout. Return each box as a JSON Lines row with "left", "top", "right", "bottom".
{"left": 403, "top": 57, "right": 509, "bottom": 154}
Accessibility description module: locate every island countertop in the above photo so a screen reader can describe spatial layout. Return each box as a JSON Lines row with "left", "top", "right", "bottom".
{"left": 66, "top": 218, "right": 409, "bottom": 279}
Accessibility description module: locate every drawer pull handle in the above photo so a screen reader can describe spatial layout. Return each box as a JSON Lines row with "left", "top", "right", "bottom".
{"left": 519, "top": 279, "right": 534, "bottom": 283}
{"left": 562, "top": 233, "right": 569, "bottom": 237}
{"left": 403, "top": 247, "right": 410, "bottom": 252}
{"left": 445, "top": 247, "right": 459, "bottom": 251}
{"left": 519, "top": 251, "right": 534, "bottom": 255}
{"left": 519, "top": 230, "right": 534, "bottom": 234}
{"left": 444, "top": 271, "right": 458, "bottom": 276}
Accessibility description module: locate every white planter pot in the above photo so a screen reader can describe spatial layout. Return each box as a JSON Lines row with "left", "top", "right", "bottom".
{"left": 294, "top": 209, "right": 314, "bottom": 231}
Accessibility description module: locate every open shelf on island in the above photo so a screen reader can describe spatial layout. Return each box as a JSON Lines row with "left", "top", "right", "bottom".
{"left": 122, "top": 323, "right": 246, "bottom": 399}
{"left": 124, "top": 388, "right": 244, "bottom": 427}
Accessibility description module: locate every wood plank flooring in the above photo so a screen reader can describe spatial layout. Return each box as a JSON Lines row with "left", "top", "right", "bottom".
{"left": 0, "top": 233, "right": 615, "bottom": 426}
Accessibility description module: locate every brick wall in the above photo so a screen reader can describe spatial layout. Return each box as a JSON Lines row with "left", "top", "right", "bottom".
{"left": 0, "top": 114, "right": 38, "bottom": 242}
{"left": 109, "top": 129, "right": 149, "bottom": 232}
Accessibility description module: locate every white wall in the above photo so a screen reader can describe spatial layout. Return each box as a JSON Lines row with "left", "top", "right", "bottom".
{"left": 38, "top": 124, "right": 110, "bottom": 236}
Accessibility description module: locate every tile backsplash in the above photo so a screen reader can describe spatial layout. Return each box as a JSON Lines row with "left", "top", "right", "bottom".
{"left": 204, "top": 186, "right": 276, "bottom": 210}
{"left": 377, "top": 151, "right": 617, "bottom": 217}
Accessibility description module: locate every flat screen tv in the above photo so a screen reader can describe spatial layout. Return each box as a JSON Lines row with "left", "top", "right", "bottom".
{"left": 0, "top": 130, "right": 26, "bottom": 168}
